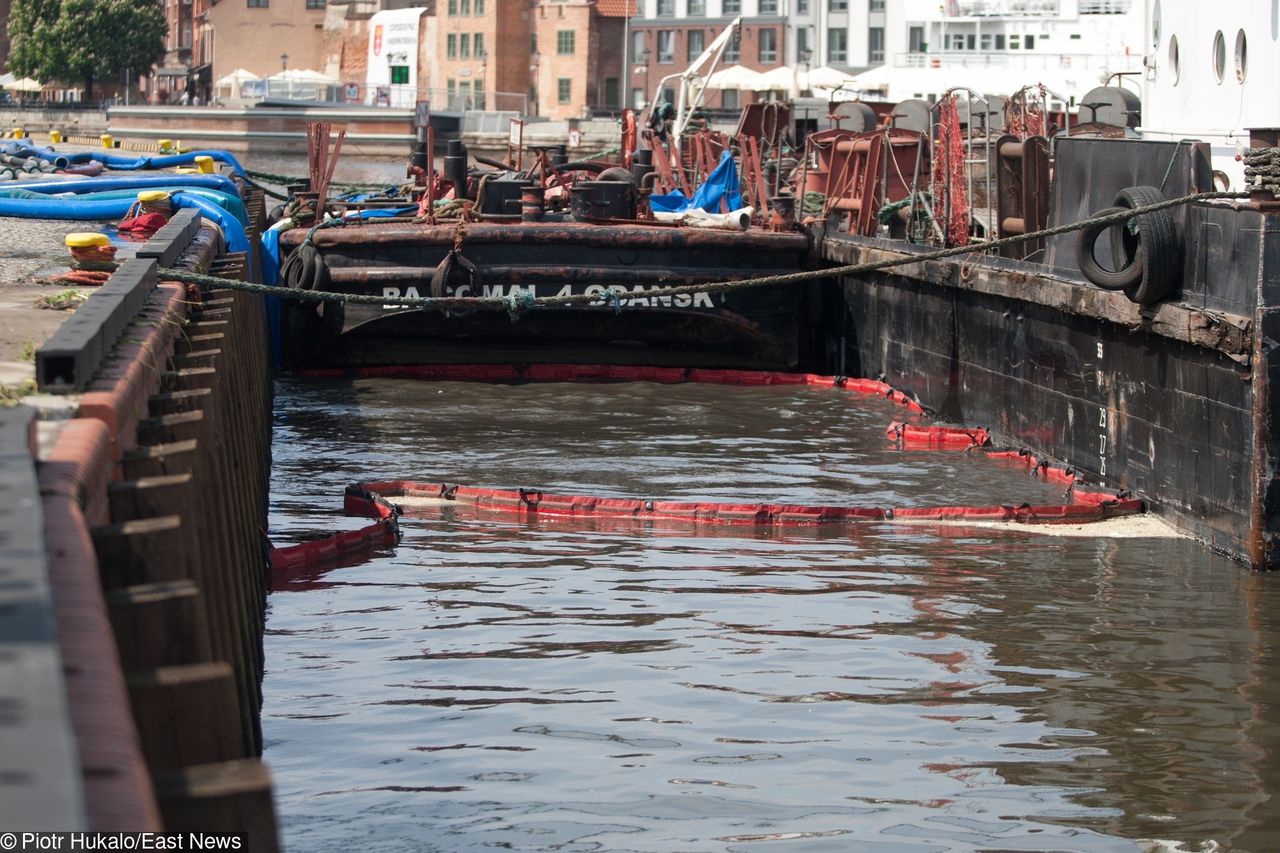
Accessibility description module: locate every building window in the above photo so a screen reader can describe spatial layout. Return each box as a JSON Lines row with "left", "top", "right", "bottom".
{"left": 390, "top": 65, "right": 410, "bottom": 84}
{"left": 796, "top": 27, "right": 809, "bottom": 61}
{"left": 759, "top": 0, "right": 778, "bottom": 13}
{"left": 447, "top": 79, "right": 455, "bottom": 96}
{"left": 868, "top": 26, "right": 883, "bottom": 62}
{"left": 447, "top": 33, "right": 457, "bottom": 58}
{"left": 247, "top": 0, "right": 266, "bottom": 7}
{"left": 688, "top": 0, "right": 704, "bottom": 14}
{"left": 980, "top": 33, "right": 992, "bottom": 50}
{"left": 758, "top": 28, "right": 777, "bottom": 63}
{"left": 461, "top": 0, "right": 470, "bottom": 13}
{"left": 797, "top": 0, "right": 808, "bottom": 12}
{"left": 1024, "top": 34, "right": 1036, "bottom": 48}
{"left": 657, "top": 30, "right": 675, "bottom": 63}
{"left": 531, "top": 33, "right": 537, "bottom": 52}
{"left": 722, "top": 89, "right": 738, "bottom": 109}
{"left": 475, "top": 0, "right": 483, "bottom": 13}
{"left": 447, "top": 0, "right": 456, "bottom": 13}
{"left": 909, "top": 25, "right": 924, "bottom": 52}
{"left": 180, "top": 21, "right": 192, "bottom": 48}
{"left": 723, "top": 0, "right": 740, "bottom": 12}
{"left": 558, "top": 77, "right": 571, "bottom": 103}
{"left": 473, "top": 84, "right": 484, "bottom": 108}
{"left": 306, "top": 0, "right": 324, "bottom": 8}
{"left": 1009, "top": 33, "right": 1020, "bottom": 49}
{"left": 557, "top": 30, "right": 575, "bottom": 54}
{"left": 995, "top": 33, "right": 1006, "bottom": 49}
{"left": 724, "top": 31, "right": 739, "bottom": 61}
{"left": 869, "top": 0, "right": 884, "bottom": 8}
{"left": 657, "top": 0, "right": 674, "bottom": 15}
{"left": 828, "top": 27, "right": 847, "bottom": 63}
{"left": 633, "top": 31, "right": 645, "bottom": 59}
{"left": 687, "top": 29, "right": 705, "bottom": 60}
{"left": 829, "top": 0, "right": 846, "bottom": 10}
{"left": 474, "top": 33, "right": 484, "bottom": 57}
{"left": 461, "top": 32, "right": 470, "bottom": 57}
{"left": 632, "top": 87, "right": 644, "bottom": 109}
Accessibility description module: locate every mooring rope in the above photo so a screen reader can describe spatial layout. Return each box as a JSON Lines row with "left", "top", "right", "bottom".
{"left": 149, "top": 189, "right": 1246, "bottom": 314}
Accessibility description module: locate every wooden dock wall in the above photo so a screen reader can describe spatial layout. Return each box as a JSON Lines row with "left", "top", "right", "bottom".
{"left": 3, "top": 211, "right": 279, "bottom": 844}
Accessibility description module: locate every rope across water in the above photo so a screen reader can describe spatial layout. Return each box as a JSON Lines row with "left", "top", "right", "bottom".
{"left": 155, "top": 189, "right": 1247, "bottom": 313}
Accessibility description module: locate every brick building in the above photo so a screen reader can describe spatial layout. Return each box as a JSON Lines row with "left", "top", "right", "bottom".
{"left": 529, "top": 0, "right": 627, "bottom": 119}
{"left": 436, "top": 0, "right": 528, "bottom": 111}
{"left": 628, "top": 0, "right": 786, "bottom": 111}
{"left": 201, "top": 0, "right": 328, "bottom": 99}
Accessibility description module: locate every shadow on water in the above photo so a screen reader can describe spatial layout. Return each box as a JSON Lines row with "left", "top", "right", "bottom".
{"left": 264, "top": 377, "right": 1280, "bottom": 852}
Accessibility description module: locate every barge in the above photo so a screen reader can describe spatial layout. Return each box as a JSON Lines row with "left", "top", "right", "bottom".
{"left": 265, "top": 6, "right": 1280, "bottom": 569}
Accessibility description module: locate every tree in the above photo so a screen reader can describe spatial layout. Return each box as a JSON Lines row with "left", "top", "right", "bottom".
{"left": 8, "top": 0, "right": 165, "bottom": 101}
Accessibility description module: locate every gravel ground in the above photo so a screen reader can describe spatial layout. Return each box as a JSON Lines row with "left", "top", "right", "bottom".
{"left": 0, "top": 144, "right": 148, "bottom": 391}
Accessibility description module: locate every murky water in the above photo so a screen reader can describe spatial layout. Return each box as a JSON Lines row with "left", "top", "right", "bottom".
{"left": 265, "top": 378, "right": 1280, "bottom": 852}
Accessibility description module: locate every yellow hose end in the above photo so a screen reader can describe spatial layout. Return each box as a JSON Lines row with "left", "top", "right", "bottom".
{"left": 65, "top": 232, "right": 110, "bottom": 249}
{"left": 137, "top": 190, "right": 171, "bottom": 203}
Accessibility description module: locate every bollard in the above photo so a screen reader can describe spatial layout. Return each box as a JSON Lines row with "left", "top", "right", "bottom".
{"left": 520, "top": 185, "right": 545, "bottom": 222}
{"left": 11, "top": 127, "right": 23, "bottom": 139}
{"left": 101, "top": 134, "right": 114, "bottom": 149}
{"left": 49, "top": 129, "right": 62, "bottom": 144}
{"left": 195, "top": 155, "right": 214, "bottom": 174}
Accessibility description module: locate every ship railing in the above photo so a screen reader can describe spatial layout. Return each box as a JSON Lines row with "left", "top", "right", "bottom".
{"left": 893, "top": 51, "right": 1121, "bottom": 71}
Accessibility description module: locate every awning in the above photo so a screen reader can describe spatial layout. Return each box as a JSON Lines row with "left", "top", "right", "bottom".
{"left": 156, "top": 67, "right": 190, "bottom": 78}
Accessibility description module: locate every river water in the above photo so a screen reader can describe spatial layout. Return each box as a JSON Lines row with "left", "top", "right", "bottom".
{"left": 264, "top": 376, "right": 1280, "bottom": 852}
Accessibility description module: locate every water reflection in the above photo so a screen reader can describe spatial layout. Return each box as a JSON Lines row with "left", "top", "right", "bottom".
{"left": 265, "top": 378, "right": 1280, "bottom": 852}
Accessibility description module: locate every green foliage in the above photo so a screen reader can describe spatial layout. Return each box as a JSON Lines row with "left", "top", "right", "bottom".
{"left": 8, "top": 0, "right": 165, "bottom": 98}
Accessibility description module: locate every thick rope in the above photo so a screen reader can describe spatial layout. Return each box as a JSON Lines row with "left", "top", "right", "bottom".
{"left": 151, "top": 189, "right": 1244, "bottom": 314}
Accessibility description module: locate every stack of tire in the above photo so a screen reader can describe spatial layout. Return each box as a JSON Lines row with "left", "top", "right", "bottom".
{"left": 1076, "top": 185, "right": 1180, "bottom": 305}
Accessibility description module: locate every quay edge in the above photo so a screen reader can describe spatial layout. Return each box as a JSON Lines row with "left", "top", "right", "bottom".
{"left": 2, "top": 206, "right": 280, "bottom": 845}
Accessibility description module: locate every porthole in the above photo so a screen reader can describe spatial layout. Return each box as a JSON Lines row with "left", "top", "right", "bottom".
{"left": 1235, "top": 29, "right": 1247, "bottom": 82}
{"left": 1212, "top": 30, "right": 1225, "bottom": 83}
{"left": 1168, "top": 34, "right": 1180, "bottom": 84}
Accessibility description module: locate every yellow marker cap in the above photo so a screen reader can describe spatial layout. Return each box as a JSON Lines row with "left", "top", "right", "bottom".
{"left": 137, "top": 190, "right": 171, "bottom": 203}
{"left": 194, "top": 155, "right": 214, "bottom": 174}
{"left": 65, "top": 232, "right": 110, "bottom": 249}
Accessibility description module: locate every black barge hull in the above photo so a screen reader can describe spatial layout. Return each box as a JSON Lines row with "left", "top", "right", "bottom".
{"left": 821, "top": 197, "right": 1280, "bottom": 567}
{"left": 278, "top": 221, "right": 819, "bottom": 371}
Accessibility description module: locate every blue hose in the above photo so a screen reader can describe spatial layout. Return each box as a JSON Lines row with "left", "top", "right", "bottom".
{"left": 0, "top": 186, "right": 247, "bottom": 224}
{"left": 0, "top": 193, "right": 249, "bottom": 253}
{"left": 0, "top": 143, "right": 247, "bottom": 176}
{"left": 10, "top": 173, "right": 242, "bottom": 198}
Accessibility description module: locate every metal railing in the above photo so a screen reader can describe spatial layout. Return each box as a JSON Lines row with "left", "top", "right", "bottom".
{"left": 893, "top": 51, "right": 1128, "bottom": 70}
{"left": 220, "top": 81, "right": 527, "bottom": 114}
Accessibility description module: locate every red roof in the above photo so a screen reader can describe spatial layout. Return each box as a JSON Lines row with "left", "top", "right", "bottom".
{"left": 595, "top": 0, "right": 637, "bottom": 17}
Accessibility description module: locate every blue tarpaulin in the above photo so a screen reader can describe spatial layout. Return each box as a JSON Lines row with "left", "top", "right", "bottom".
{"left": 649, "top": 150, "right": 743, "bottom": 214}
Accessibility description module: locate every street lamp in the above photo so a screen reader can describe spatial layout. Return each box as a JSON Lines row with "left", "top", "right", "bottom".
{"left": 280, "top": 53, "right": 288, "bottom": 72}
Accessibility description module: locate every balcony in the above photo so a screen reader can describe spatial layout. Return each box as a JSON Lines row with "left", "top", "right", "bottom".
{"left": 893, "top": 50, "right": 1116, "bottom": 71}
{"left": 949, "top": 0, "right": 1059, "bottom": 16}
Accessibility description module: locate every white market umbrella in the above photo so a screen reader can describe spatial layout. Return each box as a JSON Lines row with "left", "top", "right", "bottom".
{"left": 0, "top": 74, "right": 44, "bottom": 92}
{"left": 265, "top": 69, "right": 338, "bottom": 101}
{"left": 752, "top": 66, "right": 798, "bottom": 91}
{"left": 214, "top": 68, "right": 260, "bottom": 99}
{"left": 704, "top": 64, "right": 765, "bottom": 91}
{"left": 806, "top": 65, "right": 858, "bottom": 90}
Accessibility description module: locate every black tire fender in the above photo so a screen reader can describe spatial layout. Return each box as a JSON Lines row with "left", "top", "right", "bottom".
{"left": 1076, "top": 206, "right": 1141, "bottom": 291}
{"left": 1112, "top": 185, "right": 1181, "bottom": 305}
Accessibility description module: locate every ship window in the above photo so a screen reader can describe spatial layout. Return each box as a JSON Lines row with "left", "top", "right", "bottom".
{"left": 1212, "top": 30, "right": 1225, "bottom": 83}
{"left": 1025, "top": 34, "right": 1035, "bottom": 48}
{"left": 1234, "top": 29, "right": 1247, "bottom": 82}
{"left": 1168, "top": 34, "right": 1179, "bottom": 84}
